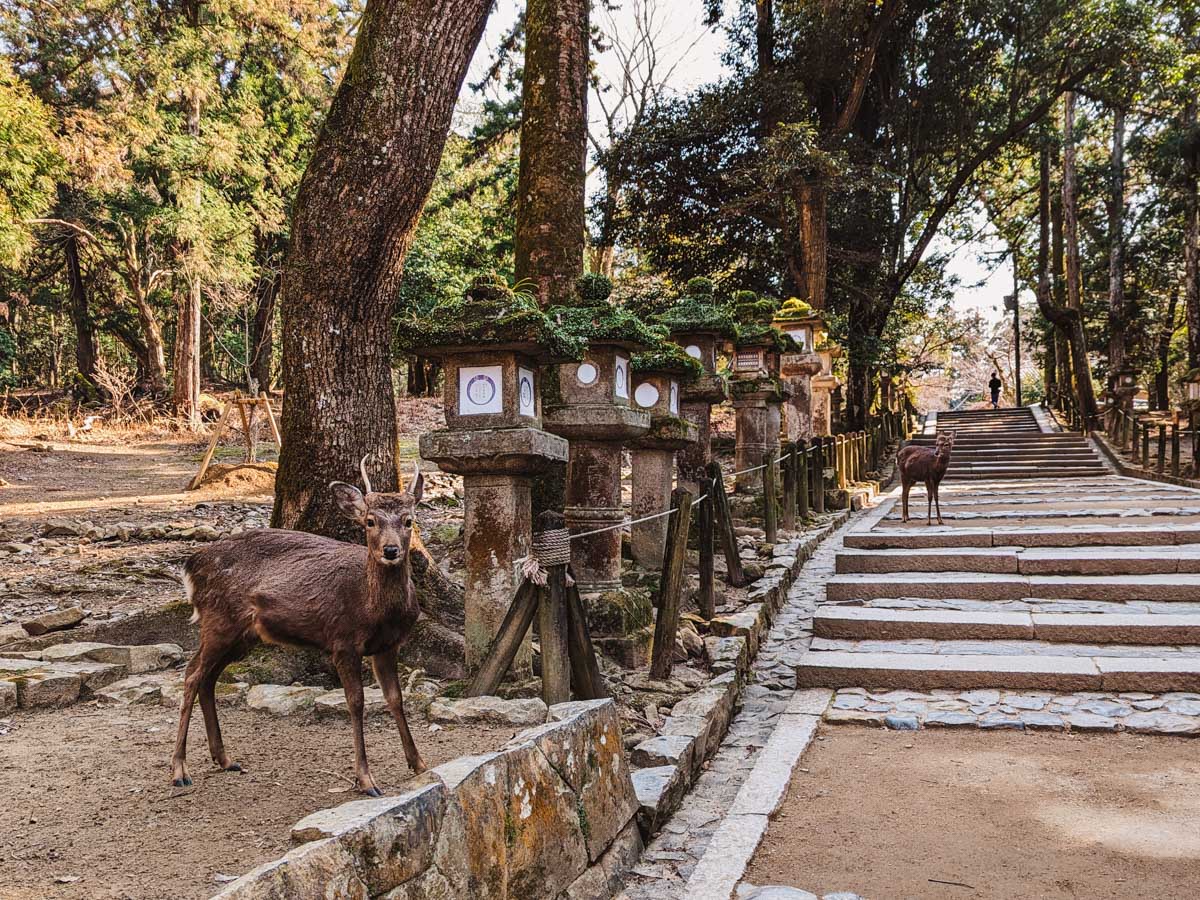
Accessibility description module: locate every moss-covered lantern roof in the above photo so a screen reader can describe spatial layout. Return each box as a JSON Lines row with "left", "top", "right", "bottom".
{"left": 546, "top": 273, "right": 663, "bottom": 351}
{"left": 731, "top": 290, "right": 798, "bottom": 353}
{"left": 652, "top": 276, "right": 739, "bottom": 339}
{"left": 632, "top": 338, "right": 704, "bottom": 381}
{"left": 772, "top": 297, "right": 818, "bottom": 323}
{"left": 395, "top": 272, "right": 586, "bottom": 360}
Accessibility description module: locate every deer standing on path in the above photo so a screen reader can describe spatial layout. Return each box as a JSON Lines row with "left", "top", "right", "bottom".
{"left": 898, "top": 431, "right": 955, "bottom": 525}
{"left": 170, "top": 457, "right": 427, "bottom": 796}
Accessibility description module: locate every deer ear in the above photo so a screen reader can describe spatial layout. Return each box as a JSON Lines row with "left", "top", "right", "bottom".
{"left": 330, "top": 481, "right": 367, "bottom": 522}
{"left": 408, "top": 463, "right": 424, "bottom": 504}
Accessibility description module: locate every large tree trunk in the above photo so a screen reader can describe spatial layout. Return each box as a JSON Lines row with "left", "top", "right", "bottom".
{"left": 1107, "top": 105, "right": 1127, "bottom": 375}
{"left": 64, "top": 234, "right": 99, "bottom": 396}
{"left": 173, "top": 0, "right": 203, "bottom": 428}
{"left": 514, "top": 0, "right": 589, "bottom": 307}
{"left": 796, "top": 178, "right": 829, "bottom": 309}
{"left": 1184, "top": 96, "right": 1200, "bottom": 370}
{"left": 273, "top": 0, "right": 491, "bottom": 539}
{"left": 131, "top": 289, "right": 168, "bottom": 395}
{"left": 1059, "top": 93, "right": 1099, "bottom": 421}
{"left": 1155, "top": 291, "right": 1178, "bottom": 410}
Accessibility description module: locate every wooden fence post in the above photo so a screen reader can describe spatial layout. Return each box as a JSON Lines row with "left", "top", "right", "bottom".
{"left": 1142, "top": 424, "right": 1150, "bottom": 469}
{"left": 697, "top": 474, "right": 716, "bottom": 620}
{"left": 812, "top": 437, "right": 826, "bottom": 514}
{"left": 1157, "top": 424, "right": 1167, "bottom": 474}
{"left": 539, "top": 565, "right": 570, "bottom": 706}
{"left": 763, "top": 448, "right": 778, "bottom": 543}
{"left": 796, "top": 439, "right": 810, "bottom": 522}
{"left": 1172, "top": 423, "right": 1181, "bottom": 478}
{"left": 781, "top": 442, "right": 797, "bottom": 532}
{"left": 649, "top": 488, "right": 693, "bottom": 681}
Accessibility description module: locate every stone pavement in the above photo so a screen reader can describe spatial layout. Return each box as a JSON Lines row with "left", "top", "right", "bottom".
{"left": 618, "top": 409, "right": 1200, "bottom": 900}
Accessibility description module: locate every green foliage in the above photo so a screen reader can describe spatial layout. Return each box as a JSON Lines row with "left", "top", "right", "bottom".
{"left": 576, "top": 272, "right": 614, "bottom": 305}
{"left": 0, "top": 62, "right": 60, "bottom": 267}
{"left": 549, "top": 302, "right": 664, "bottom": 350}
{"left": 773, "top": 297, "right": 815, "bottom": 322}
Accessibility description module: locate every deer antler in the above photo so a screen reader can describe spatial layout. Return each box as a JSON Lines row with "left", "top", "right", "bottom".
{"left": 360, "top": 454, "right": 374, "bottom": 495}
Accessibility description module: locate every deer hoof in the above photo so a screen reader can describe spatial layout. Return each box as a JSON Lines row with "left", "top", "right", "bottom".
{"left": 410, "top": 759, "right": 428, "bottom": 775}
{"left": 172, "top": 776, "right": 193, "bottom": 788}
{"left": 224, "top": 763, "right": 243, "bottom": 773}
{"left": 363, "top": 786, "right": 383, "bottom": 798}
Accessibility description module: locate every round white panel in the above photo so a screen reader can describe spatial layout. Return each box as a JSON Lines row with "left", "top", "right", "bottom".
{"left": 634, "top": 382, "right": 660, "bottom": 409}
{"left": 576, "top": 362, "right": 598, "bottom": 385}
{"left": 685, "top": 344, "right": 702, "bottom": 360}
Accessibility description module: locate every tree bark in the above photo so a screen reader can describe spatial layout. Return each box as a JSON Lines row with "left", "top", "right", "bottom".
{"left": 1059, "top": 93, "right": 1098, "bottom": 420}
{"left": 796, "top": 178, "right": 829, "bottom": 308}
{"left": 273, "top": 0, "right": 491, "bottom": 539}
{"left": 1184, "top": 96, "right": 1200, "bottom": 370}
{"left": 1155, "top": 290, "right": 1179, "bottom": 410}
{"left": 173, "top": 0, "right": 203, "bottom": 428}
{"left": 514, "top": 0, "right": 589, "bottom": 308}
{"left": 64, "top": 234, "right": 99, "bottom": 395}
{"left": 131, "top": 287, "right": 168, "bottom": 395}
{"left": 1107, "top": 105, "right": 1127, "bottom": 375}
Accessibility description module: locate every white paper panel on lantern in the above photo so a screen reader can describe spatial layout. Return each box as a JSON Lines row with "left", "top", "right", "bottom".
{"left": 615, "top": 355, "right": 630, "bottom": 399}
{"left": 459, "top": 365, "right": 503, "bottom": 415}
{"left": 518, "top": 367, "right": 536, "bottom": 417}
{"left": 787, "top": 328, "right": 809, "bottom": 351}
{"left": 669, "top": 380, "right": 679, "bottom": 413}
{"left": 576, "top": 361, "right": 598, "bottom": 385}
{"left": 634, "top": 382, "right": 659, "bottom": 409}
{"left": 685, "top": 344, "right": 702, "bottom": 360}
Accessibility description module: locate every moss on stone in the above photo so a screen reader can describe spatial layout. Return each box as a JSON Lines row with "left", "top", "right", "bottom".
{"left": 575, "top": 273, "right": 614, "bottom": 306}
{"left": 729, "top": 376, "right": 786, "bottom": 400}
{"left": 732, "top": 290, "right": 779, "bottom": 325}
{"left": 735, "top": 321, "right": 799, "bottom": 353}
{"left": 395, "top": 271, "right": 585, "bottom": 359}
{"left": 632, "top": 340, "right": 703, "bottom": 380}
{"left": 587, "top": 587, "right": 653, "bottom": 636}
{"left": 548, "top": 302, "right": 663, "bottom": 349}
{"left": 773, "top": 296, "right": 816, "bottom": 322}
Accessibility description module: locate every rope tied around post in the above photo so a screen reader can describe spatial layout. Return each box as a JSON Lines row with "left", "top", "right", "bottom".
{"left": 518, "top": 512, "right": 573, "bottom": 586}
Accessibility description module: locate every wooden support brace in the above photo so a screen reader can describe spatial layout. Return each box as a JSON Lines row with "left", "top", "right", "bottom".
{"left": 649, "top": 487, "right": 693, "bottom": 681}
{"left": 697, "top": 474, "right": 716, "bottom": 620}
{"left": 188, "top": 400, "right": 234, "bottom": 490}
{"left": 763, "top": 448, "right": 778, "bottom": 544}
{"left": 466, "top": 578, "right": 540, "bottom": 697}
{"left": 781, "top": 442, "right": 797, "bottom": 532}
{"left": 706, "top": 461, "right": 746, "bottom": 587}
{"left": 796, "top": 440, "right": 810, "bottom": 522}
{"left": 565, "top": 575, "right": 608, "bottom": 700}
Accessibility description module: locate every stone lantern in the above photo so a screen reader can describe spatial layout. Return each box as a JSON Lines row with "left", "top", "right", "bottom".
{"left": 653, "top": 278, "right": 738, "bottom": 494}
{"left": 1181, "top": 369, "right": 1200, "bottom": 411}
{"left": 772, "top": 298, "right": 826, "bottom": 442}
{"left": 1109, "top": 363, "right": 1140, "bottom": 414}
{"left": 629, "top": 342, "right": 702, "bottom": 569}
{"left": 543, "top": 275, "right": 657, "bottom": 592}
{"left": 729, "top": 292, "right": 794, "bottom": 495}
{"left": 404, "top": 273, "right": 577, "bottom": 672}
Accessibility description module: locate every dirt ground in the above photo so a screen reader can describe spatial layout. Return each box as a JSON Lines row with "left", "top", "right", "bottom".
{"left": 0, "top": 701, "right": 515, "bottom": 900}
{"left": 746, "top": 727, "right": 1200, "bottom": 900}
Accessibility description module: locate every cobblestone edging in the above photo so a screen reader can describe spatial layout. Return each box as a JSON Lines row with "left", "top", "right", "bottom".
{"left": 629, "top": 509, "right": 852, "bottom": 838}
{"left": 825, "top": 686, "right": 1200, "bottom": 734}
{"left": 618, "top": 498, "right": 889, "bottom": 900}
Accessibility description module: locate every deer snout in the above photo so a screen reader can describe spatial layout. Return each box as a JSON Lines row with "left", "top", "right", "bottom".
{"left": 382, "top": 545, "right": 401, "bottom": 561}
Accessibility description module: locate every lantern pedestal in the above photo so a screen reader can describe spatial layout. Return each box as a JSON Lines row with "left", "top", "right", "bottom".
{"left": 779, "top": 351, "right": 823, "bottom": 441}
{"left": 545, "top": 349, "right": 650, "bottom": 591}
{"left": 731, "top": 379, "right": 790, "bottom": 494}
{"left": 422, "top": 428, "right": 567, "bottom": 674}
{"left": 630, "top": 417, "right": 698, "bottom": 570}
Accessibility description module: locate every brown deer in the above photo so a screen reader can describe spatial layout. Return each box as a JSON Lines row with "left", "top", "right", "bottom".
{"left": 898, "top": 430, "right": 955, "bottom": 525}
{"left": 170, "top": 456, "right": 427, "bottom": 796}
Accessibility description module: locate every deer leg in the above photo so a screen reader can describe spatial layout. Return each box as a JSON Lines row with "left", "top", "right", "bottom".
{"left": 198, "top": 642, "right": 249, "bottom": 773}
{"left": 333, "top": 651, "right": 378, "bottom": 796}
{"left": 926, "top": 479, "right": 934, "bottom": 525}
{"left": 901, "top": 480, "right": 911, "bottom": 522}
{"left": 934, "top": 480, "right": 944, "bottom": 525}
{"left": 171, "top": 649, "right": 208, "bottom": 787}
{"left": 373, "top": 649, "right": 427, "bottom": 775}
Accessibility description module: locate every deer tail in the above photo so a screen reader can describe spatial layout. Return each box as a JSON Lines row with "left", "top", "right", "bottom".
{"left": 182, "top": 561, "right": 200, "bottom": 624}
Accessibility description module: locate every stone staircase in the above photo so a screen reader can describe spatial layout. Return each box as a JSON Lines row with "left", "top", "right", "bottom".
{"left": 909, "top": 406, "right": 1108, "bottom": 480}
{"left": 796, "top": 408, "right": 1200, "bottom": 694}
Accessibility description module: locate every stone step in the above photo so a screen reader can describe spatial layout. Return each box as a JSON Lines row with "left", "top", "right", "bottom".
{"left": 795, "top": 650, "right": 1200, "bottom": 692}
{"left": 844, "top": 524, "right": 1200, "bottom": 550}
{"left": 834, "top": 546, "right": 1200, "bottom": 576}
{"left": 813, "top": 607, "right": 1200, "bottom": 645}
{"left": 826, "top": 572, "right": 1200, "bottom": 603}
{"left": 944, "top": 469, "right": 1108, "bottom": 480}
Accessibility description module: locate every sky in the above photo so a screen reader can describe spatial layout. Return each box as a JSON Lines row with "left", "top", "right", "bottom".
{"left": 463, "top": 0, "right": 1011, "bottom": 326}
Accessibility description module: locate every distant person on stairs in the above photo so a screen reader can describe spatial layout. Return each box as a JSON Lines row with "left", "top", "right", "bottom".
{"left": 988, "top": 372, "right": 1002, "bottom": 409}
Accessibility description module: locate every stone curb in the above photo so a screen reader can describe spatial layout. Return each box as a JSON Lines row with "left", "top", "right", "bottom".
{"left": 681, "top": 694, "right": 827, "bottom": 899}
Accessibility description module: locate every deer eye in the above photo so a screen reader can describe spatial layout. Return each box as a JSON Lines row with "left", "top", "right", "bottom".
{"left": 404, "top": 517, "right": 413, "bottom": 528}
{"left": 365, "top": 516, "right": 377, "bottom": 528}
